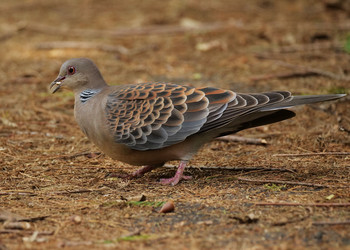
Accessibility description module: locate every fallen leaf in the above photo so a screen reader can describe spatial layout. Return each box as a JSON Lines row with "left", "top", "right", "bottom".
{"left": 325, "top": 194, "right": 335, "bottom": 200}
{"left": 159, "top": 201, "right": 175, "bottom": 213}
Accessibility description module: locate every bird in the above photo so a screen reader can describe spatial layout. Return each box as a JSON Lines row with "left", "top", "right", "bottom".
{"left": 49, "top": 58, "right": 346, "bottom": 185}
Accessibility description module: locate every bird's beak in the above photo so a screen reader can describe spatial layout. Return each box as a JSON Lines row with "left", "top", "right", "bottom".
{"left": 49, "top": 76, "right": 66, "bottom": 94}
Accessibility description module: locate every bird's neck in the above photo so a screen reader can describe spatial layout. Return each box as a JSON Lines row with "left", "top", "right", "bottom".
{"left": 78, "top": 89, "right": 102, "bottom": 103}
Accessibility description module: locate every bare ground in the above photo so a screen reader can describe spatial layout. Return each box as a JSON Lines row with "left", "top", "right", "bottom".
{"left": 0, "top": 0, "right": 350, "bottom": 249}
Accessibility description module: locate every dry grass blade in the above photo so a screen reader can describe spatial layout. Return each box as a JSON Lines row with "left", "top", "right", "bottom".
{"left": 26, "top": 21, "right": 242, "bottom": 38}
{"left": 249, "top": 70, "right": 318, "bottom": 81}
{"left": 56, "top": 151, "right": 101, "bottom": 160}
{"left": 261, "top": 41, "right": 343, "bottom": 54}
{"left": 164, "top": 164, "right": 295, "bottom": 173}
{"left": 254, "top": 202, "right": 350, "bottom": 207}
{"left": 275, "top": 61, "right": 350, "bottom": 82}
{"left": 216, "top": 135, "right": 267, "bottom": 145}
{"left": 238, "top": 176, "right": 350, "bottom": 188}
{"left": 36, "top": 41, "right": 129, "bottom": 54}
{"left": 313, "top": 221, "right": 350, "bottom": 226}
{"left": 51, "top": 189, "right": 97, "bottom": 195}
{"left": 237, "top": 177, "right": 335, "bottom": 188}
{"left": 273, "top": 152, "right": 350, "bottom": 157}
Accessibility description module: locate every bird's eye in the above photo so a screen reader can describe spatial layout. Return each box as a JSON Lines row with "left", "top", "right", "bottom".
{"left": 67, "top": 66, "right": 76, "bottom": 75}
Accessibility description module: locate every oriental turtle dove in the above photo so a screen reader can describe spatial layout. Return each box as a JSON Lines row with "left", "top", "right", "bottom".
{"left": 49, "top": 58, "right": 345, "bottom": 185}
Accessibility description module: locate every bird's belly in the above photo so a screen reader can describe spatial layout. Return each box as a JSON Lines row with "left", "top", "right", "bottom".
{"left": 98, "top": 142, "right": 176, "bottom": 166}
{"left": 93, "top": 135, "right": 203, "bottom": 166}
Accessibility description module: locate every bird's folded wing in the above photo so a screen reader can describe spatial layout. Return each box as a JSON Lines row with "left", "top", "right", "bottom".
{"left": 198, "top": 91, "right": 292, "bottom": 132}
{"left": 105, "top": 83, "right": 236, "bottom": 150}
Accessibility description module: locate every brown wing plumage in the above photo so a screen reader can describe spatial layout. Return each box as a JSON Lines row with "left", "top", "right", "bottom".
{"left": 105, "top": 82, "right": 296, "bottom": 151}
{"left": 105, "top": 83, "right": 235, "bottom": 150}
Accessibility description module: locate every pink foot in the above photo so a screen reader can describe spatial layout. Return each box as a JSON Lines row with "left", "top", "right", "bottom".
{"left": 160, "top": 161, "right": 192, "bottom": 185}
{"left": 160, "top": 175, "right": 192, "bottom": 185}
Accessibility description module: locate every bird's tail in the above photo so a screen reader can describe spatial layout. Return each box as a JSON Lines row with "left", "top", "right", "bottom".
{"left": 259, "top": 94, "right": 346, "bottom": 111}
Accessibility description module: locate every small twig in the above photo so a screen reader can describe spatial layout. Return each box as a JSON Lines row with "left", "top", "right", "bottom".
{"left": 0, "top": 189, "right": 101, "bottom": 196}
{"left": 19, "top": 216, "right": 50, "bottom": 222}
{"left": 19, "top": 172, "right": 53, "bottom": 182}
{"left": 0, "top": 23, "right": 26, "bottom": 41}
{"left": 0, "top": 208, "right": 49, "bottom": 223}
{"left": 164, "top": 164, "right": 295, "bottom": 173}
{"left": 216, "top": 135, "right": 268, "bottom": 145}
{"left": 36, "top": 41, "right": 159, "bottom": 56}
{"left": 25, "top": 21, "right": 350, "bottom": 39}
{"left": 237, "top": 177, "right": 331, "bottom": 188}
{"left": 0, "top": 229, "right": 54, "bottom": 235}
{"left": 36, "top": 41, "right": 129, "bottom": 54}
{"left": 26, "top": 21, "right": 242, "bottom": 38}
{"left": 254, "top": 58, "right": 350, "bottom": 82}
{"left": 272, "top": 208, "right": 312, "bottom": 226}
{"left": 339, "top": 125, "right": 350, "bottom": 134}
{"left": 313, "top": 220, "right": 350, "bottom": 226}
{"left": 311, "top": 21, "right": 350, "bottom": 31}
{"left": 257, "top": 41, "right": 343, "bottom": 55}
{"left": 51, "top": 189, "right": 98, "bottom": 195}
{"left": 273, "top": 152, "right": 350, "bottom": 157}
{"left": 0, "top": 191, "right": 36, "bottom": 196}
{"left": 249, "top": 70, "right": 317, "bottom": 81}
{"left": 254, "top": 202, "right": 350, "bottom": 207}
{"left": 0, "top": 229, "right": 27, "bottom": 234}
{"left": 339, "top": 115, "right": 350, "bottom": 134}
{"left": 276, "top": 61, "right": 350, "bottom": 82}
{"left": 57, "top": 240, "right": 93, "bottom": 247}
{"left": 58, "top": 151, "right": 101, "bottom": 160}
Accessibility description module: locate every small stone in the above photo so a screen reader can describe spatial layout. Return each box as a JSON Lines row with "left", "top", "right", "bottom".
{"left": 4, "top": 221, "right": 31, "bottom": 230}
{"left": 70, "top": 215, "right": 82, "bottom": 224}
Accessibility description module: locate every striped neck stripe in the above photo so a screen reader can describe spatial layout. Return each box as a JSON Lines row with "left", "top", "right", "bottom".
{"left": 80, "top": 89, "right": 101, "bottom": 103}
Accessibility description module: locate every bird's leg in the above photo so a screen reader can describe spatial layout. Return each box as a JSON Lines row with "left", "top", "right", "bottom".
{"left": 108, "top": 164, "right": 161, "bottom": 179}
{"left": 160, "top": 161, "right": 192, "bottom": 185}
{"left": 130, "top": 165, "right": 159, "bottom": 178}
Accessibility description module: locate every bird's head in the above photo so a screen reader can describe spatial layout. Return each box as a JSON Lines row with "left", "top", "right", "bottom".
{"left": 49, "top": 58, "right": 106, "bottom": 94}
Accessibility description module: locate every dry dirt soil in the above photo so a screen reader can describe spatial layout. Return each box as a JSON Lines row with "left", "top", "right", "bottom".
{"left": 0, "top": 0, "right": 350, "bottom": 249}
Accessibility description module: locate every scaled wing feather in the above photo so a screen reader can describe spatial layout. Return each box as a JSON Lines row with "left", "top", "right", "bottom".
{"left": 105, "top": 83, "right": 234, "bottom": 150}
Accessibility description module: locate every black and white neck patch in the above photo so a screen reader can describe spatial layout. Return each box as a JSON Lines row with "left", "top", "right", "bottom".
{"left": 80, "top": 89, "right": 101, "bottom": 103}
